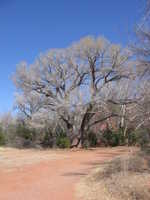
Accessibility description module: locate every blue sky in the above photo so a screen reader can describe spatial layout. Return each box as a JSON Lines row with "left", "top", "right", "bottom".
{"left": 0, "top": 0, "right": 145, "bottom": 113}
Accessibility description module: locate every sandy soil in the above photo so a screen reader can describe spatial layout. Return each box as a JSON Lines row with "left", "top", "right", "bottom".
{"left": 0, "top": 147, "right": 131, "bottom": 200}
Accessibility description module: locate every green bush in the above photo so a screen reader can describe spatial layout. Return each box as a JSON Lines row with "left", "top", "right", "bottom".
{"left": 127, "top": 132, "right": 137, "bottom": 146}
{"left": 88, "top": 131, "right": 98, "bottom": 147}
{"left": 55, "top": 127, "right": 70, "bottom": 148}
{"left": 99, "top": 128, "right": 126, "bottom": 147}
{"left": 100, "top": 129, "right": 119, "bottom": 147}
{"left": 136, "top": 128, "right": 150, "bottom": 148}
{"left": 15, "top": 124, "right": 38, "bottom": 148}
{"left": 56, "top": 137, "right": 70, "bottom": 148}
{"left": 117, "top": 128, "right": 126, "bottom": 145}
{"left": 100, "top": 129, "right": 112, "bottom": 146}
{"left": 42, "top": 130, "right": 54, "bottom": 147}
{"left": 0, "top": 127, "right": 5, "bottom": 146}
{"left": 16, "top": 124, "right": 36, "bottom": 141}
{"left": 110, "top": 133, "right": 120, "bottom": 147}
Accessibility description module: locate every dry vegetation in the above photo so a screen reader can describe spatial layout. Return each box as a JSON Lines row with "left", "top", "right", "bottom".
{"left": 0, "top": 147, "right": 70, "bottom": 171}
{"left": 76, "top": 150, "right": 150, "bottom": 200}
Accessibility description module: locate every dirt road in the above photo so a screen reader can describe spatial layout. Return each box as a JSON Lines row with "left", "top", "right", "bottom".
{"left": 0, "top": 147, "right": 131, "bottom": 200}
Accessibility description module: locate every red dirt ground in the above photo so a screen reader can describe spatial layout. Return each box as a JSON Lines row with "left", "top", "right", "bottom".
{"left": 0, "top": 147, "right": 132, "bottom": 200}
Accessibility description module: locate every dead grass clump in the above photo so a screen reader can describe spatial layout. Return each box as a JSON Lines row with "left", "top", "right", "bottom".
{"left": 77, "top": 152, "right": 150, "bottom": 200}
{"left": 101, "top": 153, "right": 150, "bottom": 200}
{"left": 105, "top": 172, "right": 150, "bottom": 200}
{"left": 97, "top": 153, "right": 147, "bottom": 180}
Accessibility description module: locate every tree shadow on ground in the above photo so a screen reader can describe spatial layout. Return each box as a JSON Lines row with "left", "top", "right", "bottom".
{"left": 62, "top": 172, "right": 88, "bottom": 177}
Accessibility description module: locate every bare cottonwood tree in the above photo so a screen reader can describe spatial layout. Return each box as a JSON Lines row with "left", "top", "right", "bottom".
{"left": 129, "top": 81, "right": 150, "bottom": 130}
{"left": 133, "top": 0, "right": 150, "bottom": 77}
{"left": 0, "top": 112, "right": 15, "bottom": 131}
{"left": 14, "top": 91, "right": 44, "bottom": 120}
{"left": 131, "top": 0, "right": 150, "bottom": 131}
{"left": 13, "top": 36, "right": 132, "bottom": 147}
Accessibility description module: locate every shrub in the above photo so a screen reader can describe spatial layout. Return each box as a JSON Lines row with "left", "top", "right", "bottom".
{"left": 110, "top": 133, "right": 120, "bottom": 147}
{"left": 99, "top": 129, "right": 113, "bottom": 146}
{"left": 127, "top": 128, "right": 150, "bottom": 148}
{"left": 16, "top": 124, "right": 32, "bottom": 140}
{"left": 137, "top": 128, "right": 150, "bottom": 148}
{"left": 127, "top": 132, "right": 137, "bottom": 146}
{"left": 56, "top": 137, "right": 70, "bottom": 148}
{"left": 42, "top": 130, "right": 54, "bottom": 147}
{"left": 99, "top": 128, "right": 125, "bottom": 147}
{"left": 15, "top": 124, "right": 37, "bottom": 147}
{"left": 100, "top": 153, "right": 146, "bottom": 179}
{"left": 80, "top": 152, "right": 150, "bottom": 200}
{"left": 82, "top": 139, "right": 90, "bottom": 149}
{"left": 0, "top": 127, "right": 5, "bottom": 146}
{"left": 105, "top": 172, "right": 150, "bottom": 200}
{"left": 99, "top": 128, "right": 141, "bottom": 147}
{"left": 88, "top": 131, "right": 98, "bottom": 147}
{"left": 101, "top": 154, "right": 150, "bottom": 200}
{"left": 117, "top": 128, "right": 126, "bottom": 145}
{"left": 55, "top": 127, "right": 70, "bottom": 148}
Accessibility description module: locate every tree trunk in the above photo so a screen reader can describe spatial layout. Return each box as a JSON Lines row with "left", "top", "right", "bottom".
{"left": 80, "top": 129, "right": 85, "bottom": 147}
{"left": 70, "top": 136, "right": 81, "bottom": 148}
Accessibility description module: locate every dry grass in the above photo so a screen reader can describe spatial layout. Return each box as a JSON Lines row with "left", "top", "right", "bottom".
{"left": 76, "top": 151, "right": 150, "bottom": 200}
{"left": 0, "top": 147, "right": 70, "bottom": 171}
{"left": 104, "top": 173, "right": 150, "bottom": 200}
